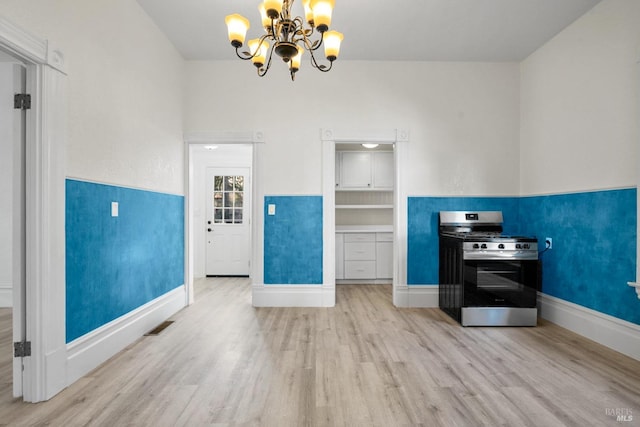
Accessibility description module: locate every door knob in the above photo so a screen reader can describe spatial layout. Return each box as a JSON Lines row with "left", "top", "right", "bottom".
{"left": 207, "top": 228, "right": 212, "bottom": 232}
{"left": 207, "top": 220, "right": 212, "bottom": 225}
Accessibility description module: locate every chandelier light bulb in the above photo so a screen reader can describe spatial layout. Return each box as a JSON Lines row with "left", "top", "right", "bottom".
{"left": 323, "top": 30, "right": 343, "bottom": 61}
{"left": 263, "top": 0, "right": 284, "bottom": 19}
{"left": 290, "top": 45, "right": 303, "bottom": 73}
{"left": 311, "top": 0, "right": 335, "bottom": 32}
{"left": 303, "top": 0, "right": 314, "bottom": 25}
{"left": 225, "top": 14, "right": 250, "bottom": 47}
{"left": 258, "top": 3, "right": 272, "bottom": 29}
{"left": 248, "top": 39, "right": 269, "bottom": 68}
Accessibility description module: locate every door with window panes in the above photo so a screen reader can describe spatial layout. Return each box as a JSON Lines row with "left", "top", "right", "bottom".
{"left": 205, "top": 167, "right": 250, "bottom": 276}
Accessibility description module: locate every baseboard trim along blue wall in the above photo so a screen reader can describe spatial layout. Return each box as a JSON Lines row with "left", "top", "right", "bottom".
{"left": 66, "top": 179, "right": 185, "bottom": 343}
{"left": 407, "top": 188, "right": 638, "bottom": 325}
{"left": 264, "top": 196, "right": 323, "bottom": 285}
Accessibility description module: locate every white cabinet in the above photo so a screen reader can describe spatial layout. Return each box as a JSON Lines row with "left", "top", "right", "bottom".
{"left": 340, "top": 152, "right": 373, "bottom": 188}
{"left": 373, "top": 152, "right": 394, "bottom": 189}
{"left": 335, "top": 232, "right": 344, "bottom": 279}
{"left": 344, "top": 261, "right": 377, "bottom": 279}
{"left": 336, "top": 232, "right": 393, "bottom": 281}
{"left": 375, "top": 233, "right": 393, "bottom": 279}
{"left": 344, "top": 234, "right": 376, "bottom": 280}
{"left": 336, "top": 151, "right": 393, "bottom": 190}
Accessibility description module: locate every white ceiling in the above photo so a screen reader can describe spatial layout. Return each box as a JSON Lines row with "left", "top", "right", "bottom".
{"left": 137, "top": 0, "right": 601, "bottom": 62}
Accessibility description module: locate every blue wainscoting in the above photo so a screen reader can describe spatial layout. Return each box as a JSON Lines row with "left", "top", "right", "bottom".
{"left": 407, "top": 196, "right": 520, "bottom": 285}
{"left": 264, "top": 196, "right": 323, "bottom": 285}
{"left": 406, "top": 189, "right": 638, "bottom": 325}
{"left": 66, "top": 179, "right": 184, "bottom": 343}
{"left": 519, "top": 188, "right": 638, "bottom": 325}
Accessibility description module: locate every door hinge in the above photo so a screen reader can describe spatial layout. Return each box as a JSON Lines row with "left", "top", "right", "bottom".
{"left": 14, "top": 341, "right": 31, "bottom": 357}
{"left": 14, "top": 93, "right": 31, "bottom": 110}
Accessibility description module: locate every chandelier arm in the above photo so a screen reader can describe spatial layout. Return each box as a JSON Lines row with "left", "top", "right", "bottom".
{"left": 235, "top": 46, "right": 252, "bottom": 61}
{"left": 257, "top": 42, "right": 277, "bottom": 77}
{"left": 303, "top": 37, "right": 323, "bottom": 59}
{"left": 297, "top": 25, "right": 324, "bottom": 52}
{"left": 292, "top": 27, "right": 316, "bottom": 51}
{"left": 234, "top": 34, "right": 272, "bottom": 61}
{"left": 306, "top": 46, "right": 333, "bottom": 73}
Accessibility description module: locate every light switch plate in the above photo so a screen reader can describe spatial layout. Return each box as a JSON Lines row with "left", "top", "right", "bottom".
{"left": 111, "top": 201, "right": 119, "bottom": 217}
{"left": 268, "top": 204, "right": 276, "bottom": 215}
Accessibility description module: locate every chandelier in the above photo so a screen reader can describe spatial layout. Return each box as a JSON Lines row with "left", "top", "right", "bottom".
{"left": 225, "top": 0, "right": 343, "bottom": 81}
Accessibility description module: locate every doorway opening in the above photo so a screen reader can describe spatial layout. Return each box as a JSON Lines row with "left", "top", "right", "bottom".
{"left": 186, "top": 136, "right": 259, "bottom": 305}
{"left": 334, "top": 143, "right": 395, "bottom": 292}
{"left": 0, "top": 50, "right": 27, "bottom": 398}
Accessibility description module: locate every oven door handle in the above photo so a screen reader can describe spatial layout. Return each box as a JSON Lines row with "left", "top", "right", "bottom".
{"left": 463, "top": 251, "right": 538, "bottom": 261}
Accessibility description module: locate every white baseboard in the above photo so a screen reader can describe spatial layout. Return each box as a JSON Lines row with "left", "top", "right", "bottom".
{"left": 538, "top": 292, "right": 640, "bottom": 361}
{"left": 394, "top": 284, "right": 439, "bottom": 307}
{"left": 0, "top": 284, "right": 12, "bottom": 307}
{"left": 252, "top": 283, "right": 335, "bottom": 307}
{"left": 66, "top": 286, "right": 186, "bottom": 386}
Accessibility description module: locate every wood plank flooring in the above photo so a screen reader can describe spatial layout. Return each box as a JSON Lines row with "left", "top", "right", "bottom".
{"left": 0, "top": 278, "right": 639, "bottom": 426}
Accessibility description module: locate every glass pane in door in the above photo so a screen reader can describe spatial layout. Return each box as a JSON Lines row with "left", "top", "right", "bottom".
{"left": 212, "top": 175, "right": 245, "bottom": 224}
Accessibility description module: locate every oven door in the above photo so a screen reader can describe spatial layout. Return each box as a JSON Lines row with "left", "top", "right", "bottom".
{"left": 462, "top": 259, "right": 538, "bottom": 308}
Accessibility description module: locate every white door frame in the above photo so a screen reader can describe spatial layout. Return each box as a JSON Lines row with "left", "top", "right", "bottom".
{"left": 321, "top": 128, "right": 410, "bottom": 306}
{"left": 0, "top": 16, "right": 68, "bottom": 401}
{"left": 183, "top": 131, "right": 264, "bottom": 304}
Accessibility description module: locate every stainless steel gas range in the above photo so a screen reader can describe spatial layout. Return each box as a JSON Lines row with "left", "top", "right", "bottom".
{"left": 438, "top": 211, "right": 539, "bottom": 326}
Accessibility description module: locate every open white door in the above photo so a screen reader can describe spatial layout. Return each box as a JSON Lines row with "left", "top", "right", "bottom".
{"left": 1, "top": 17, "right": 68, "bottom": 402}
{"left": 11, "top": 63, "right": 27, "bottom": 397}
{"left": 205, "top": 167, "right": 251, "bottom": 276}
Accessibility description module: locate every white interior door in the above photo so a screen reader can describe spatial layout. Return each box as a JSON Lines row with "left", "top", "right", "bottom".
{"left": 205, "top": 167, "right": 251, "bottom": 276}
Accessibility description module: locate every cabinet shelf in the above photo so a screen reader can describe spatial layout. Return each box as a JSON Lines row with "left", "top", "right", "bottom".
{"left": 336, "top": 204, "right": 393, "bottom": 209}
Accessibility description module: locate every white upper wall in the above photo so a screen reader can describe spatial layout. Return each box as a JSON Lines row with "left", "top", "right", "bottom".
{"left": 520, "top": 0, "right": 640, "bottom": 195}
{"left": 184, "top": 60, "right": 521, "bottom": 196}
{"left": 0, "top": 0, "right": 185, "bottom": 194}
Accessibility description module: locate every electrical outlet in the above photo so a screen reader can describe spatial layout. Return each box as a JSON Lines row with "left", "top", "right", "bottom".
{"left": 545, "top": 237, "right": 552, "bottom": 250}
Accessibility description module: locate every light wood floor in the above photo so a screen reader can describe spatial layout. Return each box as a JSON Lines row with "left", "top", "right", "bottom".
{"left": 0, "top": 278, "right": 639, "bottom": 426}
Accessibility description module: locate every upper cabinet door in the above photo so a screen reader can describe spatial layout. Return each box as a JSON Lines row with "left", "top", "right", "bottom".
{"left": 372, "top": 152, "right": 394, "bottom": 189}
{"left": 335, "top": 151, "right": 341, "bottom": 189}
{"left": 337, "top": 150, "right": 394, "bottom": 190}
{"left": 340, "top": 151, "right": 372, "bottom": 188}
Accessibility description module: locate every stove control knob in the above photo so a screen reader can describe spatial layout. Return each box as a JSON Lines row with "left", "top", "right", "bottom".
{"left": 480, "top": 244, "right": 487, "bottom": 249}
{"left": 516, "top": 243, "right": 522, "bottom": 249}
{"left": 498, "top": 243, "right": 505, "bottom": 249}
{"left": 473, "top": 243, "right": 479, "bottom": 249}
{"left": 523, "top": 243, "right": 530, "bottom": 249}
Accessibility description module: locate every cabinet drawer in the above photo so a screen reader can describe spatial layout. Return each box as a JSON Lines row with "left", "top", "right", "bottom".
{"left": 344, "top": 233, "right": 375, "bottom": 243}
{"left": 344, "top": 261, "right": 376, "bottom": 279}
{"left": 376, "top": 241, "right": 393, "bottom": 278}
{"left": 376, "top": 232, "right": 393, "bottom": 242}
{"left": 344, "top": 242, "right": 376, "bottom": 260}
